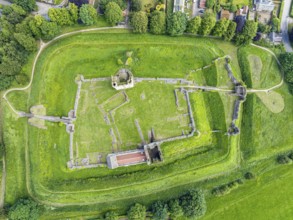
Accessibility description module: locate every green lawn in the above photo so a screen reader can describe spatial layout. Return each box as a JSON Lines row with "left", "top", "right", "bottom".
{"left": 2, "top": 29, "right": 291, "bottom": 219}
{"left": 3, "top": 32, "right": 238, "bottom": 206}
{"left": 75, "top": 80, "right": 190, "bottom": 161}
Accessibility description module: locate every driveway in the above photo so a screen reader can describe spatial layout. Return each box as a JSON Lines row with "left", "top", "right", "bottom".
{"left": 281, "top": 0, "right": 293, "bottom": 52}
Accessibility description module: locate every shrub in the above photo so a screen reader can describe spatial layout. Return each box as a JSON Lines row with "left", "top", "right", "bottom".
{"left": 151, "top": 201, "right": 168, "bottom": 220}
{"left": 105, "top": 2, "right": 123, "bottom": 26}
{"left": 105, "top": 211, "right": 118, "bottom": 220}
{"left": 127, "top": 203, "right": 146, "bottom": 220}
{"left": 8, "top": 198, "right": 41, "bottom": 220}
{"left": 180, "top": 189, "right": 206, "bottom": 218}
{"left": 277, "top": 155, "right": 292, "bottom": 164}
{"left": 244, "top": 172, "right": 255, "bottom": 180}
{"left": 130, "top": 11, "right": 148, "bottom": 33}
{"left": 168, "top": 199, "right": 183, "bottom": 219}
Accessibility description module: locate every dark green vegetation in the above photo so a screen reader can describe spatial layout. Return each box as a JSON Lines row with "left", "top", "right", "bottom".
{"left": 280, "top": 52, "right": 293, "bottom": 93}
{"left": 105, "top": 2, "right": 123, "bottom": 26}
{"left": 8, "top": 198, "right": 41, "bottom": 220}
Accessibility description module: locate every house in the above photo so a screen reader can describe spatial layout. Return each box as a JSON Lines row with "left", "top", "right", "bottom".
{"left": 199, "top": 0, "right": 206, "bottom": 9}
{"left": 220, "top": 9, "right": 231, "bottom": 20}
{"left": 269, "top": 32, "right": 283, "bottom": 44}
{"left": 236, "top": 6, "right": 249, "bottom": 18}
{"left": 254, "top": 0, "right": 275, "bottom": 12}
{"left": 173, "top": 0, "right": 185, "bottom": 12}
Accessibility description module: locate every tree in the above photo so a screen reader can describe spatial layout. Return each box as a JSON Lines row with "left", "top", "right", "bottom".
{"left": 40, "top": 20, "right": 60, "bottom": 40}
{"left": 69, "top": 0, "right": 89, "bottom": 7}
{"left": 258, "top": 23, "right": 271, "bottom": 34}
{"left": 200, "top": 12, "right": 216, "bottom": 36}
{"left": 212, "top": 18, "right": 229, "bottom": 37}
{"left": 131, "top": 0, "right": 142, "bottom": 11}
{"left": 8, "top": 198, "right": 41, "bottom": 220}
{"left": 2, "top": 4, "right": 27, "bottom": 25}
{"left": 48, "top": 8, "right": 73, "bottom": 26}
{"left": 206, "top": 0, "right": 215, "bottom": 8}
{"left": 0, "top": 74, "right": 14, "bottom": 91}
{"left": 151, "top": 201, "right": 168, "bottom": 220}
{"left": 14, "top": 33, "right": 37, "bottom": 52}
{"left": 127, "top": 203, "right": 146, "bottom": 220}
{"left": 130, "top": 11, "right": 148, "bottom": 33}
{"left": 79, "top": 4, "right": 98, "bottom": 25}
{"left": 187, "top": 16, "right": 201, "bottom": 34}
{"left": 180, "top": 189, "right": 206, "bottom": 218}
{"left": 167, "top": 11, "right": 187, "bottom": 36}
{"left": 150, "top": 11, "right": 166, "bottom": 35}
{"left": 68, "top": 3, "right": 79, "bottom": 23}
{"left": 230, "top": 4, "right": 237, "bottom": 12}
{"left": 105, "top": 2, "right": 123, "bottom": 26}
{"left": 271, "top": 16, "right": 280, "bottom": 33}
{"left": 168, "top": 199, "right": 183, "bottom": 219}
{"left": 13, "top": 0, "right": 36, "bottom": 12}
{"left": 279, "top": 53, "right": 293, "bottom": 83}
{"left": 99, "top": 0, "right": 126, "bottom": 12}
{"left": 105, "top": 211, "right": 118, "bottom": 220}
{"left": 223, "top": 21, "right": 236, "bottom": 41}
{"left": 235, "top": 20, "right": 257, "bottom": 45}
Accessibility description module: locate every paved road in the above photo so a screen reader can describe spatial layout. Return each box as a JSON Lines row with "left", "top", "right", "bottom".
{"left": 281, "top": 0, "right": 293, "bottom": 52}
{"left": 0, "top": 0, "right": 10, "bottom": 6}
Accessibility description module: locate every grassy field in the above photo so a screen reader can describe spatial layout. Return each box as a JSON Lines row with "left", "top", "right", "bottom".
{"left": 239, "top": 46, "right": 293, "bottom": 163}
{"left": 2, "top": 29, "right": 291, "bottom": 219}
{"left": 75, "top": 80, "right": 190, "bottom": 161}
{"left": 238, "top": 46, "right": 282, "bottom": 89}
{"left": 3, "top": 32, "right": 238, "bottom": 206}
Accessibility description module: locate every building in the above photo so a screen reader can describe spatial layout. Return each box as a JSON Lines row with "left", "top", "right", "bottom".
{"left": 173, "top": 0, "right": 185, "bottom": 12}
{"left": 254, "top": 0, "right": 275, "bottom": 12}
{"left": 199, "top": 0, "right": 206, "bottom": 9}
{"left": 220, "top": 9, "right": 231, "bottom": 20}
{"left": 269, "top": 32, "right": 283, "bottom": 44}
{"left": 112, "top": 69, "right": 134, "bottom": 90}
{"left": 107, "top": 150, "right": 147, "bottom": 169}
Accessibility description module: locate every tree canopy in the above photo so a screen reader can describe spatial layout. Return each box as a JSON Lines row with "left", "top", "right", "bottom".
{"left": 127, "top": 203, "right": 146, "bottom": 220}
{"left": 187, "top": 16, "right": 201, "bottom": 34}
{"left": 223, "top": 21, "right": 236, "bottom": 41}
{"left": 79, "top": 4, "right": 98, "bottom": 25}
{"left": 105, "top": 2, "right": 123, "bottom": 26}
{"left": 100, "top": 0, "right": 126, "bottom": 12}
{"left": 167, "top": 11, "right": 187, "bottom": 36}
{"left": 8, "top": 198, "right": 41, "bottom": 220}
{"left": 151, "top": 201, "right": 168, "bottom": 220}
{"left": 150, "top": 11, "right": 166, "bottom": 35}
{"left": 200, "top": 12, "right": 216, "bottom": 36}
{"left": 13, "top": 0, "right": 36, "bottom": 12}
{"left": 180, "top": 189, "right": 207, "bottom": 218}
{"left": 235, "top": 20, "right": 258, "bottom": 45}
{"left": 280, "top": 53, "right": 293, "bottom": 84}
{"left": 168, "top": 199, "right": 184, "bottom": 219}
{"left": 212, "top": 18, "right": 230, "bottom": 37}
{"left": 104, "top": 211, "right": 119, "bottom": 220}
{"left": 130, "top": 11, "right": 148, "bottom": 33}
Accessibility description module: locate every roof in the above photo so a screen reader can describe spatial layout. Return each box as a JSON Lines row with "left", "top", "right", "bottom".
{"left": 221, "top": 9, "right": 230, "bottom": 19}
{"left": 270, "top": 32, "right": 283, "bottom": 42}
{"left": 107, "top": 150, "right": 147, "bottom": 169}
{"left": 199, "top": 0, "right": 206, "bottom": 8}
